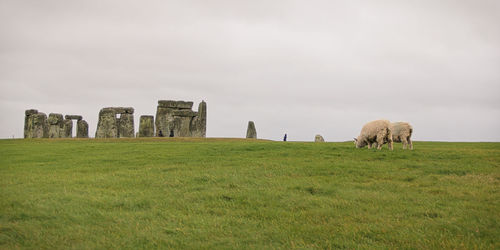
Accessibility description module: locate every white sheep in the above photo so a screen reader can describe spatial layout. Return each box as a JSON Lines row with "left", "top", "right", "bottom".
{"left": 390, "top": 122, "right": 413, "bottom": 150}
{"left": 354, "top": 119, "right": 393, "bottom": 150}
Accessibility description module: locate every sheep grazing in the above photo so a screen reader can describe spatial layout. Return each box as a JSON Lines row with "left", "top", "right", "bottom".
{"left": 354, "top": 120, "right": 393, "bottom": 150}
{"left": 391, "top": 122, "right": 413, "bottom": 150}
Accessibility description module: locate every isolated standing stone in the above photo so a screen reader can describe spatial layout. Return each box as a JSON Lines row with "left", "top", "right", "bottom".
{"left": 138, "top": 115, "right": 154, "bottom": 137}
{"left": 314, "top": 134, "right": 325, "bottom": 142}
{"left": 246, "top": 121, "right": 257, "bottom": 139}
{"left": 77, "top": 120, "right": 89, "bottom": 138}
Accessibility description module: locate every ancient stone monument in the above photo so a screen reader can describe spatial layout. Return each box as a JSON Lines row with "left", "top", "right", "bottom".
{"left": 47, "top": 113, "right": 64, "bottom": 138}
{"left": 138, "top": 115, "right": 155, "bottom": 137}
{"left": 24, "top": 109, "right": 48, "bottom": 138}
{"left": 77, "top": 120, "right": 89, "bottom": 138}
{"left": 62, "top": 119, "right": 73, "bottom": 138}
{"left": 25, "top": 110, "right": 88, "bottom": 138}
{"left": 155, "top": 100, "right": 206, "bottom": 137}
{"left": 315, "top": 134, "right": 325, "bottom": 142}
{"left": 246, "top": 121, "right": 257, "bottom": 139}
{"left": 95, "top": 107, "right": 135, "bottom": 138}
{"left": 63, "top": 115, "right": 88, "bottom": 138}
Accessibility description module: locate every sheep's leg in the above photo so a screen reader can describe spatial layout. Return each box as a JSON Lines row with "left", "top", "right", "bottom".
{"left": 387, "top": 131, "right": 394, "bottom": 151}
{"left": 376, "top": 137, "right": 384, "bottom": 150}
{"left": 401, "top": 138, "right": 408, "bottom": 149}
{"left": 408, "top": 137, "right": 413, "bottom": 150}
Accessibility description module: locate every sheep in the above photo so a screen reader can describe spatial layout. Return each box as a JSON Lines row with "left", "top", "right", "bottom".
{"left": 354, "top": 119, "right": 393, "bottom": 150}
{"left": 390, "top": 122, "right": 413, "bottom": 150}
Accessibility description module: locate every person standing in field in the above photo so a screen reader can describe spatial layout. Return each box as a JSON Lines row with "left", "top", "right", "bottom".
{"left": 283, "top": 133, "right": 287, "bottom": 141}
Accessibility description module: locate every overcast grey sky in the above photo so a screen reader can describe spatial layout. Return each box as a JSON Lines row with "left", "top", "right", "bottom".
{"left": 1, "top": 0, "right": 499, "bottom": 141}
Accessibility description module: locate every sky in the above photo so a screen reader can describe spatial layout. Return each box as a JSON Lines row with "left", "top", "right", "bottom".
{"left": 1, "top": 0, "right": 499, "bottom": 141}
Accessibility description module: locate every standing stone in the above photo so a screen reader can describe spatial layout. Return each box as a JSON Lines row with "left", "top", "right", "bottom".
{"left": 24, "top": 109, "right": 38, "bottom": 138}
{"left": 314, "top": 134, "right": 325, "bottom": 142}
{"left": 138, "top": 115, "right": 155, "bottom": 137}
{"left": 33, "top": 112, "right": 49, "bottom": 138}
{"left": 118, "top": 113, "right": 134, "bottom": 138}
{"left": 191, "top": 101, "right": 207, "bottom": 137}
{"left": 62, "top": 119, "right": 73, "bottom": 138}
{"left": 246, "top": 121, "right": 257, "bottom": 139}
{"left": 77, "top": 120, "right": 89, "bottom": 138}
{"left": 48, "top": 113, "right": 64, "bottom": 138}
{"left": 24, "top": 110, "right": 49, "bottom": 138}
{"left": 96, "top": 108, "right": 118, "bottom": 138}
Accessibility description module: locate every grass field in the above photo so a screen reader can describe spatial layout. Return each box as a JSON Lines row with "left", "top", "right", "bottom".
{"left": 0, "top": 138, "right": 499, "bottom": 249}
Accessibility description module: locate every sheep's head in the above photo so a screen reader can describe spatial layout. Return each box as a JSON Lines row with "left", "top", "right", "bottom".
{"left": 354, "top": 137, "right": 366, "bottom": 148}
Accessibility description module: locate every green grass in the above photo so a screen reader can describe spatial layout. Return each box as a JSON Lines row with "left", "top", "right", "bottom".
{"left": 0, "top": 138, "right": 499, "bottom": 249}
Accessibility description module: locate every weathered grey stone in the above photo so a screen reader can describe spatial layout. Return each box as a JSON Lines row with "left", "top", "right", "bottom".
{"left": 95, "top": 108, "right": 118, "bottom": 138}
{"left": 172, "top": 110, "right": 198, "bottom": 117}
{"left": 100, "top": 107, "right": 134, "bottom": 114}
{"left": 24, "top": 110, "right": 48, "bottom": 138}
{"left": 172, "top": 116, "right": 192, "bottom": 137}
{"left": 155, "top": 100, "right": 207, "bottom": 138}
{"left": 138, "top": 115, "right": 154, "bottom": 137}
{"left": 65, "top": 115, "right": 83, "bottom": 121}
{"left": 191, "top": 101, "right": 207, "bottom": 137}
{"left": 158, "top": 100, "right": 193, "bottom": 109}
{"left": 118, "top": 113, "right": 134, "bottom": 138}
{"left": 96, "top": 107, "right": 135, "bottom": 138}
{"left": 246, "top": 121, "right": 257, "bottom": 139}
{"left": 48, "top": 113, "right": 64, "bottom": 138}
{"left": 48, "top": 113, "right": 63, "bottom": 125}
{"left": 25, "top": 109, "right": 38, "bottom": 116}
{"left": 155, "top": 106, "right": 171, "bottom": 137}
{"left": 314, "top": 134, "right": 325, "bottom": 142}
{"left": 33, "top": 113, "right": 49, "bottom": 138}
{"left": 113, "top": 107, "right": 134, "bottom": 114}
{"left": 77, "top": 120, "right": 89, "bottom": 138}
{"left": 24, "top": 109, "right": 38, "bottom": 138}
{"left": 62, "top": 119, "right": 73, "bottom": 138}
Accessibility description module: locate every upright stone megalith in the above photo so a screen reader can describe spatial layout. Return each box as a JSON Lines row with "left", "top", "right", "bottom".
{"left": 62, "top": 118, "right": 73, "bottom": 138}
{"left": 77, "top": 120, "right": 89, "bottom": 138}
{"left": 118, "top": 113, "right": 134, "bottom": 138}
{"left": 95, "top": 107, "right": 134, "bottom": 138}
{"left": 246, "top": 121, "right": 257, "bottom": 139}
{"left": 48, "top": 113, "right": 64, "bottom": 138}
{"left": 155, "top": 100, "right": 207, "bottom": 137}
{"left": 315, "top": 134, "right": 325, "bottom": 142}
{"left": 191, "top": 101, "right": 207, "bottom": 137}
{"left": 24, "top": 109, "right": 49, "bottom": 138}
{"left": 95, "top": 108, "right": 118, "bottom": 138}
{"left": 138, "top": 115, "right": 154, "bottom": 137}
